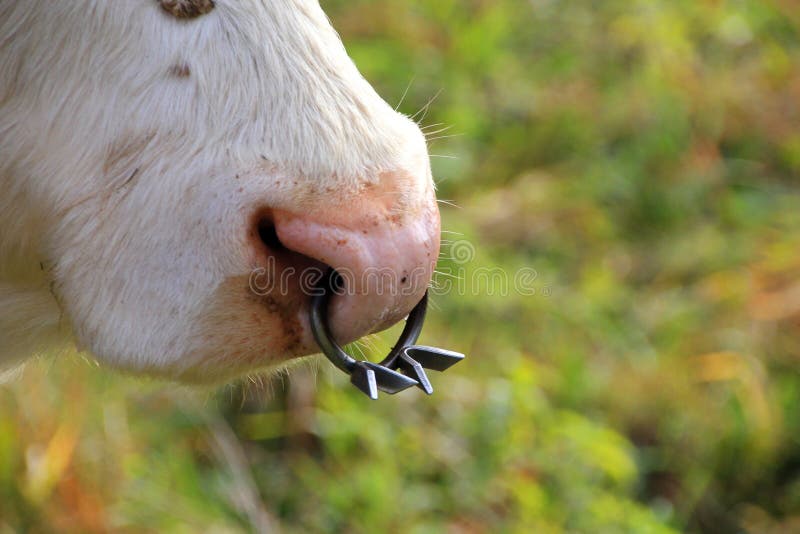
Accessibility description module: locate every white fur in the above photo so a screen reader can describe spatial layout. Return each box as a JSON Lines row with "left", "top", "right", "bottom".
{"left": 0, "top": 0, "right": 434, "bottom": 382}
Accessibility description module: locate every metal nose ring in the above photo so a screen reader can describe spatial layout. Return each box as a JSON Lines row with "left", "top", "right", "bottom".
{"left": 310, "top": 268, "right": 465, "bottom": 399}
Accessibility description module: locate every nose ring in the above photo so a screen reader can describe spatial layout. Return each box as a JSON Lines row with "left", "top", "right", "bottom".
{"left": 310, "top": 268, "right": 465, "bottom": 399}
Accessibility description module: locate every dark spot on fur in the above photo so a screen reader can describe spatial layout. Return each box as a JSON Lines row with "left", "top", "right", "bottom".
{"left": 158, "top": 0, "right": 215, "bottom": 19}
{"left": 168, "top": 63, "right": 191, "bottom": 78}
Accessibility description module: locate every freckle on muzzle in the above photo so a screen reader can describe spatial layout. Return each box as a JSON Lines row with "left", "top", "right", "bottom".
{"left": 310, "top": 268, "right": 465, "bottom": 400}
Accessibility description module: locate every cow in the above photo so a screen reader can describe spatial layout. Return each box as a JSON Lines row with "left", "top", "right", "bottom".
{"left": 0, "top": 0, "right": 440, "bottom": 383}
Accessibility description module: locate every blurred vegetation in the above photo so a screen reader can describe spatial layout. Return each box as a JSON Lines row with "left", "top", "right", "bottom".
{"left": 3, "top": 0, "right": 800, "bottom": 531}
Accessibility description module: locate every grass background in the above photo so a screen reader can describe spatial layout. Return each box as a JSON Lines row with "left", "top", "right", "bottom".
{"left": 3, "top": 0, "right": 800, "bottom": 531}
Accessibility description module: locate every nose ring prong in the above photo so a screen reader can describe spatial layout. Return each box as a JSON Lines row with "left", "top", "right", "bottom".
{"left": 310, "top": 268, "right": 465, "bottom": 399}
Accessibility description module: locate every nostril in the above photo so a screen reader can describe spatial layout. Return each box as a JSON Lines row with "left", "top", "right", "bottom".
{"left": 255, "top": 214, "right": 329, "bottom": 280}
{"left": 257, "top": 218, "right": 285, "bottom": 251}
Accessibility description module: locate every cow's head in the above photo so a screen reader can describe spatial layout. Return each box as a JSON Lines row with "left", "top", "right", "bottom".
{"left": 0, "top": 0, "right": 439, "bottom": 382}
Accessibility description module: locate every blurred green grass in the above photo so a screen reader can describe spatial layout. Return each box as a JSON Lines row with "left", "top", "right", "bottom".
{"left": 3, "top": 0, "right": 800, "bottom": 531}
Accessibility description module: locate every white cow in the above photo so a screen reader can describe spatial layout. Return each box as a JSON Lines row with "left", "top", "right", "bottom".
{"left": 0, "top": 0, "right": 440, "bottom": 382}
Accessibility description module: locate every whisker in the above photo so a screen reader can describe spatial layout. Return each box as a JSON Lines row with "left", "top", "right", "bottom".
{"left": 434, "top": 270, "right": 465, "bottom": 280}
{"left": 395, "top": 76, "right": 415, "bottom": 111}
{"left": 426, "top": 133, "right": 463, "bottom": 143}
{"left": 429, "top": 154, "right": 457, "bottom": 159}
{"left": 420, "top": 122, "right": 447, "bottom": 131}
{"left": 350, "top": 342, "right": 366, "bottom": 360}
{"left": 410, "top": 88, "right": 443, "bottom": 123}
{"left": 423, "top": 125, "right": 455, "bottom": 137}
{"left": 429, "top": 278, "right": 451, "bottom": 291}
{"left": 426, "top": 295, "right": 442, "bottom": 312}
{"left": 422, "top": 126, "right": 453, "bottom": 139}
{"left": 358, "top": 334, "right": 381, "bottom": 353}
{"left": 416, "top": 105, "right": 433, "bottom": 125}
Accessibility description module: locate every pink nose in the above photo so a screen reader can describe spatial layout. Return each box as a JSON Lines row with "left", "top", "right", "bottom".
{"left": 269, "top": 178, "right": 440, "bottom": 346}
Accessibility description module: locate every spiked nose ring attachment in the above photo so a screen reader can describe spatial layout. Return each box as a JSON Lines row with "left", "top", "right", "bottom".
{"left": 310, "top": 269, "right": 465, "bottom": 399}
